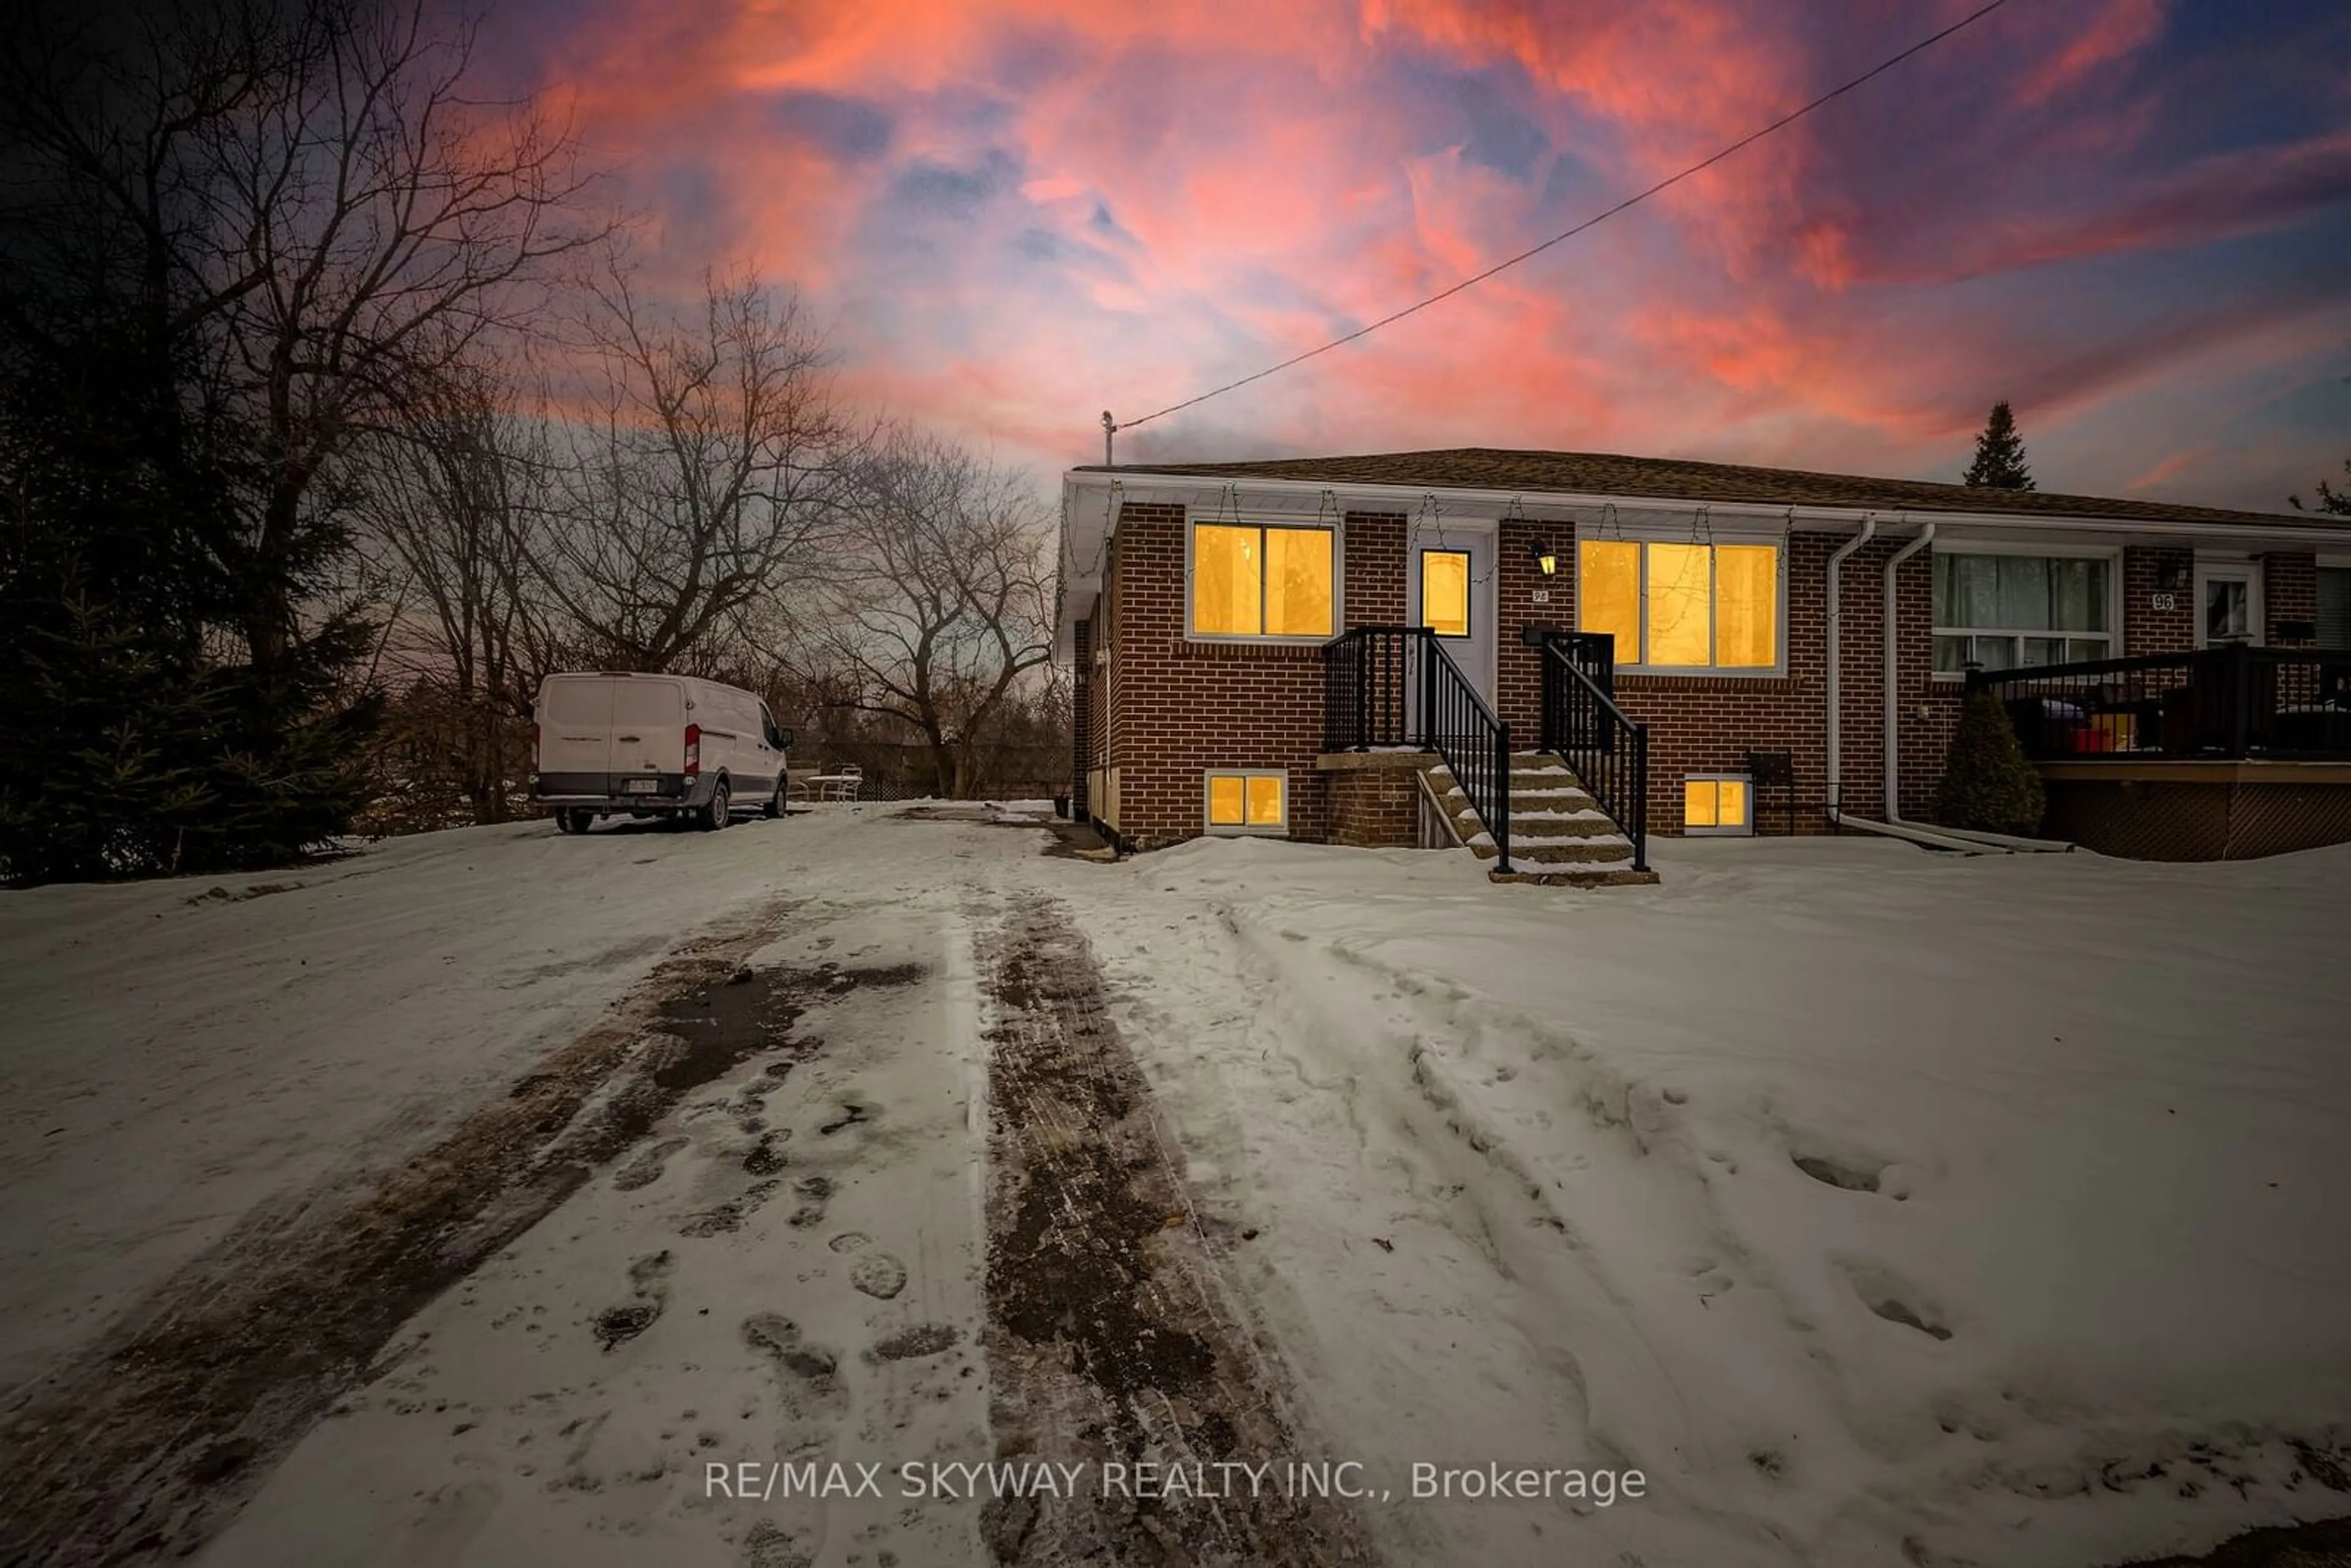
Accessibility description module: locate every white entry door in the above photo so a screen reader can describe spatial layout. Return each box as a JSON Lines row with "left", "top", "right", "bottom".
{"left": 1406, "top": 522, "right": 1498, "bottom": 712}
{"left": 2195, "top": 559, "right": 2263, "bottom": 647}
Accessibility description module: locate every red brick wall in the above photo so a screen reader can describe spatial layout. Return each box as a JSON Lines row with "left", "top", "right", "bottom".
{"left": 1328, "top": 765, "right": 1422, "bottom": 847}
{"left": 1092, "top": 500, "right": 2250, "bottom": 849}
{"left": 1499, "top": 527, "right": 1957, "bottom": 835}
{"left": 1100, "top": 503, "right": 1412, "bottom": 848}
{"left": 2267, "top": 552, "right": 2318, "bottom": 645}
{"left": 2123, "top": 546, "right": 2195, "bottom": 655}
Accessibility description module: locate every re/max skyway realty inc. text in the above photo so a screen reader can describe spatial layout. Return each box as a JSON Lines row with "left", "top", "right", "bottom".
{"left": 706, "top": 1460, "right": 1648, "bottom": 1506}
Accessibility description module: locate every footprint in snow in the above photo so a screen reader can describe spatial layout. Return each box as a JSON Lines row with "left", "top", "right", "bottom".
{"left": 787, "top": 1175, "right": 833, "bottom": 1228}
{"left": 678, "top": 1180, "right": 781, "bottom": 1237}
{"left": 1845, "top": 1263, "right": 1953, "bottom": 1341}
{"left": 613, "top": 1138, "right": 689, "bottom": 1192}
{"left": 1792, "top": 1150, "right": 1894, "bottom": 1196}
{"left": 848, "top": 1251, "right": 907, "bottom": 1300}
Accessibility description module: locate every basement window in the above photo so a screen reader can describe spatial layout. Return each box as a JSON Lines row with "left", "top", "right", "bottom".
{"left": 1684, "top": 775, "right": 1752, "bottom": 836}
{"left": 1205, "top": 770, "right": 1286, "bottom": 834}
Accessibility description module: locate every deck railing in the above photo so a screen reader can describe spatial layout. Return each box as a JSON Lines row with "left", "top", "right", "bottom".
{"left": 1539, "top": 633, "right": 1649, "bottom": 873}
{"left": 1322, "top": 626, "right": 1512, "bottom": 871}
{"left": 1967, "top": 643, "right": 2351, "bottom": 761}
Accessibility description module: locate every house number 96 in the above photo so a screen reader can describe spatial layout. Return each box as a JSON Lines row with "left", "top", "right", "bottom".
{"left": 2151, "top": 591, "right": 2177, "bottom": 610}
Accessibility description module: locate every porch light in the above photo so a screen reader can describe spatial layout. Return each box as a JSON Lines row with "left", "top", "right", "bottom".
{"left": 1531, "top": 539, "right": 1558, "bottom": 576}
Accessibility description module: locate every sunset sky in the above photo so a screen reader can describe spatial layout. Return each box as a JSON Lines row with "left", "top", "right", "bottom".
{"left": 486, "top": 0, "right": 2351, "bottom": 512}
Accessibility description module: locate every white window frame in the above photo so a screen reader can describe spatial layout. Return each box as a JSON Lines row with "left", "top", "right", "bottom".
{"left": 1930, "top": 542, "right": 2122, "bottom": 680}
{"left": 1202, "top": 769, "right": 1288, "bottom": 835}
{"left": 1185, "top": 517, "right": 1343, "bottom": 644}
{"left": 2192, "top": 555, "right": 2263, "bottom": 649}
{"left": 1575, "top": 532, "right": 1788, "bottom": 678}
{"left": 1682, "top": 773, "right": 1754, "bottom": 837}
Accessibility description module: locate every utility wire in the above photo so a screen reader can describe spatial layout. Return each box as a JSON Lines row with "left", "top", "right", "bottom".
{"left": 1115, "top": 0, "right": 2014, "bottom": 436}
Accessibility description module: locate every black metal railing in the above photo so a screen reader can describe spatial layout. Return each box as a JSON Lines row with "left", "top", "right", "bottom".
{"left": 1322, "top": 625, "right": 1512, "bottom": 871}
{"left": 1422, "top": 634, "right": 1513, "bottom": 874}
{"left": 1967, "top": 643, "right": 2351, "bottom": 761}
{"left": 1324, "top": 625, "right": 1421, "bottom": 749}
{"left": 1539, "top": 633, "right": 1649, "bottom": 872}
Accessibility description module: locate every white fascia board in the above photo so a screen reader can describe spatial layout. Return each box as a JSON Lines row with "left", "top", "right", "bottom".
{"left": 1053, "top": 469, "right": 2351, "bottom": 643}
{"left": 1069, "top": 468, "right": 2351, "bottom": 548}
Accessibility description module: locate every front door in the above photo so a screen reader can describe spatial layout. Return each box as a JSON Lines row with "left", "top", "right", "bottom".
{"left": 1406, "top": 522, "right": 1498, "bottom": 718}
{"left": 2195, "top": 559, "right": 2263, "bottom": 647}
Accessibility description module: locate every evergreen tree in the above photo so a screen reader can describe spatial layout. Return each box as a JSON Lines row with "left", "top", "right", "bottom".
{"left": 2289, "top": 457, "right": 2351, "bottom": 516}
{"left": 1938, "top": 688, "right": 2045, "bottom": 835}
{"left": 1962, "top": 401, "right": 2036, "bottom": 489}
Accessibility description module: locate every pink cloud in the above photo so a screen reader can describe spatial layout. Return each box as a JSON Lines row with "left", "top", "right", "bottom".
{"left": 498, "top": 0, "right": 2347, "bottom": 514}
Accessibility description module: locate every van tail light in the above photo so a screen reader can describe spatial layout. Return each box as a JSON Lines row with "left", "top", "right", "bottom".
{"left": 683, "top": 724, "right": 701, "bottom": 777}
{"left": 531, "top": 722, "right": 541, "bottom": 767}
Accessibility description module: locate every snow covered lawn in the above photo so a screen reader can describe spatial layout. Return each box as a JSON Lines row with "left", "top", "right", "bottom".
{"left": 1073, "top": 834, "right": 2351, "bottom": 1567}
{"left": 1, "top": 811, "right": 2344, "bottom": 1567}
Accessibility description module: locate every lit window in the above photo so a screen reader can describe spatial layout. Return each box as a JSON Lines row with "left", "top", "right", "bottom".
{"left": 1577, "top": 539, "right": 1781, "bottom": 670}
{"left": 1684, "top": 776, "right": 1751, "bottom": 836}
{"left": 1205, "top": 771, "right": 1285, "bottom": 833}
{"left": 1421, "top": 550, "right": 1470, "bottom": 637}
{"left": 1192, "top": 523, "right": 1335, "bottom": 638}
{"left": 1578, "top": 541, "right": 1641, "bottom": 661}
{"left": 1932, "top": 552, "right": 2112, "bottom": 673}
{"left": 1715, "top": 545, "right": 1779, "bottom": 667}
{"left": 1646, "top": 543, "right": 1712, "bottom": 666}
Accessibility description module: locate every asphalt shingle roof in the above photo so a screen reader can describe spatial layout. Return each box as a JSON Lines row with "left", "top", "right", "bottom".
{"left": 1074, "top": 448, "right": 2320, "bottom": 528}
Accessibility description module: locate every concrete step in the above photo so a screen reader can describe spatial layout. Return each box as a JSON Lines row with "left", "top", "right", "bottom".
{"left": 1506, "top": 817, "right": 1624, "bottom": 841}
{"left": 1435, "top": 781, "right": 1603, "bottom": 814}
{"left": 1490, "top": 866, "right": 1660, "bottom": 888}
{"left": 1468, "top": 836, "right": 1634, "bottom": 865}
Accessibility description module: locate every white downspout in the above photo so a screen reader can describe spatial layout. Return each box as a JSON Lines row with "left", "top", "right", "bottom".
{"left": 1881, "top": 523, "right": 1936, "bottom": 825}
{"left": 1824, "top": 517, "right": 1992, "bottom": 853}
{"left": 1881, "top": 522, "right": 2075, "bottom": 852}
{"left": 1824, "top": 518, "right": 1876, "bottom": 823}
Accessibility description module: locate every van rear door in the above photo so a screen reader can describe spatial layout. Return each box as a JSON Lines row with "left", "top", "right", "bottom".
{"left": 539, "top": 676, "right": 615, "bottom": 778}
{"left": 610, "top": 677, "right": 688, "bottom": 776}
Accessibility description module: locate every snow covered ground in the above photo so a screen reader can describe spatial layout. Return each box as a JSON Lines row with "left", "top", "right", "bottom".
{"left": 1075, "top": 834, "right": 2351, "bottom": 1567}
{"left": 1, "top": 811, "right": 2345, "bottom": 1566}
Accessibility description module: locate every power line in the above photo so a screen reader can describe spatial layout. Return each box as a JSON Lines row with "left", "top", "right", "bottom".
{"left": 1112, "top": 0, "right": 2014, "bottom": 440}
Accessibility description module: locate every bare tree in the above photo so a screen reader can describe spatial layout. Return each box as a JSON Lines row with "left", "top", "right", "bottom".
{"left": 347, "top": 354, "right": 549, "bottom": 823}
{"left": 541, "top": 264, "right": 852, "bottom": 670}
{"left": 4, "top": 0, "right": 604, "bottom": 670}
{"left": 0, "top": 0, "right": 607, "bottom": 875}
{"left": 807, "top": 429, "right": 1056, "bottom": 797}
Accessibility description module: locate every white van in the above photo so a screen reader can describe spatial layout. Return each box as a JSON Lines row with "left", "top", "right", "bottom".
{"left": 531, "top": 672, "right": 793, "bottom": 833}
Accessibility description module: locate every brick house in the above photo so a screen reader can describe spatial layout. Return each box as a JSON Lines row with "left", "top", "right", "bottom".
{"left": 1059, "top": 449, "right": 2351, "bottom": 872}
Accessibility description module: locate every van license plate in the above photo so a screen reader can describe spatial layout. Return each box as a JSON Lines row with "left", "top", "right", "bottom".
{"left": 623, "top": 778, "right": 659, "bottom": 793}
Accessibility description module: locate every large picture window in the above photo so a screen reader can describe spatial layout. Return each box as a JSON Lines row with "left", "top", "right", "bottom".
{"left": 1932, "top": 552, "right": 2112, "bottom": 673}
{"left": 1576, "top": 539, "right": 1780, "bottom": 671}
{"left": 1193, "top": 523, "right": 1335, "bottom": 639}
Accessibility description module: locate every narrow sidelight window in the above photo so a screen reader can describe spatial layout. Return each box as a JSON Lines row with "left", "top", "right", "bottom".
{"left": 1421, "top": 549, "right": 1471, "bottom": 637}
